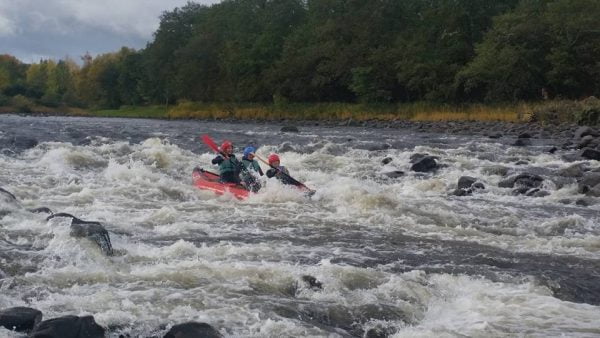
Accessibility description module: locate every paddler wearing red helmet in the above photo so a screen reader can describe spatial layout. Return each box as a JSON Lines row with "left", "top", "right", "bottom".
{"left": 265, "top": 153, "right": 297, "bottom": 186}
{"left": 211, "top": 141, "right": 243, "bottom": 184}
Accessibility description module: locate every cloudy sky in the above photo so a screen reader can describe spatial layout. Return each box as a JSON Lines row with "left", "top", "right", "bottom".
{"left": 0, "top": 0, "right": 220, "bottom": 63}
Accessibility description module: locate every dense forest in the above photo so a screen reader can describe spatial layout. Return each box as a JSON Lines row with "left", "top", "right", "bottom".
{"left": 1, "top": 0, "right": 599, "bottom": 112}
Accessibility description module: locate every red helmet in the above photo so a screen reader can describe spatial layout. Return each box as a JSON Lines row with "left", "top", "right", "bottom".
{"left": 268, "top": 154, "right": 280, "bottom": 165}
{"left": 220, "top": 141, "right": 233, "bottom": 151}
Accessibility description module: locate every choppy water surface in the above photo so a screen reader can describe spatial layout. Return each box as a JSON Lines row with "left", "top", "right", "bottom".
{"left": 1, "top": 115, "right": 599, "bottom": 337}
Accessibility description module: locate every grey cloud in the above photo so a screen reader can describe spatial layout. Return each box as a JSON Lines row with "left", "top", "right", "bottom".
{"left": 0, "top": 0, "right": 219, "bottom": 62}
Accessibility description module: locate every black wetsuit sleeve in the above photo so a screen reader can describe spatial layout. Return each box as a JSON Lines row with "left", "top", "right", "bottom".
{"left": 258, "top": 166, "right": 264, "bottom": 176}
{"left": 266, "top": 168, "right": 277, "bottom": 178}
{"left": 212, "top": 156, "right": 224, "bottom": 165}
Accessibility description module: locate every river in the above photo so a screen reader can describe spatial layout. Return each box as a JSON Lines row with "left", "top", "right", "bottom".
{"left": 1, "top": 115, "right": 599, "bottom": 337}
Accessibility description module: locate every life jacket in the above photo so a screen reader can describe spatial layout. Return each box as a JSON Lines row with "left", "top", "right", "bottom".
{"left": 242, "top": 157, "right": 263, "bottom": 175}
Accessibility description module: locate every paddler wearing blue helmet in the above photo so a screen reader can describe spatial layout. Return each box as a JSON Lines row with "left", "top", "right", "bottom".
{"left": 240, "top": 146, "right": 263, "bottom": 192}
{"left": 241, "top": 146, "right": 264, "bottom": 176}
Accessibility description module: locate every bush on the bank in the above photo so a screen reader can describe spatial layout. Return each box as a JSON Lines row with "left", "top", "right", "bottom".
{"left": 11, "top": 95, "right": 33, "bottom": 113}
{"left": 530, "top": 98, "right": 600, "bottom": 125}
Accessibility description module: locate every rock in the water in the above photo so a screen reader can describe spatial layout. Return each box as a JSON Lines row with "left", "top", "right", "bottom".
{"left": 301, "top": 275, "right": 323, "bottom": 291}
{"left": 482, "top": 165, "right": 509, "bottom": 176}
{"left": 499, "top": 173, "right": 544, "bottom": 189}
{"left": 164, "top": 322, "right": 222, "bottom": 338}
{"left": 47, "top": 213, "right": 114, "bottom": 256}
{"left": 28, "top": 207, "right": 53, "bottom": 214}
{"left": 580, "top": 148, "right": 600, "bottom": 161}
{"left": 382, "top": 171, "right": 404, "bottom": 179}
{"left": 578, "top": 135, "right": 596, "bottom": 148}
{"left": 515, "top": 160, "right": 529, "bottom": 165}
{"left": 518, "top": 132, "right": 532, "bottom": 139}
{"left": 30, "top": 315, "right": 105, "bottom": 338}
{"left": 586, "top": 185, "right": 600, "bottom": 197}
{"left": 488, "top": 133, "right": 502, "bottom": 139}
{"left": 574, "top": 126, "right": 598, "bottom": 139}
{"left": 280, "top": 126, "right": 299, "bottom": 133}
{"left": 381, "top": 157, "right": 393, "bottom": 165}
{"left": 410, "top": 156, "right": 437, "bottom": 172}
{"left": 457, "top": 176, "right": 477, "bottom": 190}
{"left": 548, "top": 147, "right": 558, "bottom": 154}
{"left": 0, "top": 307, "right": 42, "bottom": 333}
{"left": 452, "top": 188, "right": 472, "bottom": 196}
{"left": 513, "top": 139, "right": 531, "bottom": 147}
{"left": 12, "top": 136, "right": 38, "bottom": 150}
{"left": 278, "top": 142, "right": 295, "bottom": 152}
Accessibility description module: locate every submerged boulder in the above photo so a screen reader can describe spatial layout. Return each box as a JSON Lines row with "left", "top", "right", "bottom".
{"left": 0, "top": 307, "right": 42, "bottom": 333}
{"left": 164, "top": 322, "right": 222, "bottom": 338}
{"left": 580, "top": 148, "right": 600, "bottom": 161}
{"left": 47, "top": 213, "right": 114, "bottom": 256}
{"left": 280, "top": 126, "right": 299, "bottom": 133}
{"left": 30, "top": 315, "right": 105, "bottom": 338}
{"left": 499, "top": 173, "right": 544, "bottom": 189}
{"left": 410, "top": 156, "right": 437, "bottom": 173}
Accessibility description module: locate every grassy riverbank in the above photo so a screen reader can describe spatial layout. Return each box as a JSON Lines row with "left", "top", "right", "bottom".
{"left": 2, "top": 98, "right": 599, "bottom": 125}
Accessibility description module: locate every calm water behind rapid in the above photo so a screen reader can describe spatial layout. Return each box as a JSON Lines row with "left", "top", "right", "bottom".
{"left": 1, "top": 115, "right": 599, "bottom": 337}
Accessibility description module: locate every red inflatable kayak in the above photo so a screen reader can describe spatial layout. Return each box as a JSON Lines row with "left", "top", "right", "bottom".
{"left": 192, "top": 168, "right": 250, "bottom": 200}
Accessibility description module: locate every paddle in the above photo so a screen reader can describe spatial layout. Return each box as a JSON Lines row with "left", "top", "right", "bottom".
{"left": 252, "top": 153, "right": 315, "bottom": 193}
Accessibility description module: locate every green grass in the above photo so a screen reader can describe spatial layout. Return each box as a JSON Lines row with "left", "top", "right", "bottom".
{"left": 90, "top": 105, "right": 169, "bottom": 118}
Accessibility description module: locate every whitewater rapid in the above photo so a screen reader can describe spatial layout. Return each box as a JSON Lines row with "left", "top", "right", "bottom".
{"left": 1, "top": 115, "right": 599, "bottom": 337}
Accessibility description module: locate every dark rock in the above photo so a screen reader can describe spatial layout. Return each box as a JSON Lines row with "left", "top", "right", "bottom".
{"left": 515, "top": 160, "right": 529, "bottom": 165}
{"left": 579, "top": 173, "right": 600, "bottom": 188}
{"left": 382, "top": 171, "right": 405, "bottom": 179}
{"left": 574, "top": 126, "right": 598, "bottom": 139}
{"left": 580, "top": 148, "right": 600, "bottom": 161}
{"left": 578, "top": 135, "right": 596, "bottom": 149}
{"left": 0, "top": 307, "right": 42, "bottom": 332}
{"left": 488, "top": 133, "right": 502, "bottom": 139}
{"left": 278, "top": 142, "right": 295, "bottom": 153}
{"left": 280, "top": 126, "right": 299, "bottom": 133}
{"left": 12, "top": 136, "right": 38, "bottom": 150}
{"left": 499, "top": 173, "right": 544, "bottom": 189}
{"left": 0, "top": 187, "right": 17, "bottom": 200}
{"left": 558, "top": 164, "right": 586, "bottom": 178}
{"left": 452, "top": 188, "right": 472, "bottom": 196}
{"left": 585, "top": 184, "right": 600, "bottom": 197}
{"left": 548, "top": 147, "right": 558, "bottom": 154}
{"left": 472, "top": 182, "right": 485, "bottom": 190}
{"left": 576, "top": 199, "right": 591, "bottom": 207}
{"left": 518, "top": 132, "right": 532, "bottom": 139}
{"left": 381, "top": 157, "right": 393, "bottom": 165}
{"left": 301, "top": 275, "right": 323, "bottom": 291}
{"left": 409, "top": 153, "right": 428, "bottom": 163}
{"left": 526, "top": 189, "right": 551, "bottom": 197}
{"left": 512, "top": 187, "right": 531, "bottom": 195}
{"left": 410, "top": 156, "right": 437, "bottom": 173}
{"left": 482, "top": 165, "right": 509, "bottom": 176}
{"left": 30, "top": 315, "right": 105, "bottom": 338}
{"left": 164, "top": 322, "right": 222, "bottom": 338}
{"left": 457, "top": 176, "right": 477, "bottom": 190}
{"left": 366, "top": 143, "right": 391, "bottom": 151}
{"left": 47, "top": 213, "right": 113, "bottom": 256}
{"left": 513, "top": 139, "right": 531, "bottom": 147}
{"left": 28, "top": 207, "right": 53, "bottom": 214}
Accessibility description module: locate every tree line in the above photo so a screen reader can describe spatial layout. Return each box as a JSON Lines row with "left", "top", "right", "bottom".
{"left": 1, "top": 0, "right": 599, "bottom": 111}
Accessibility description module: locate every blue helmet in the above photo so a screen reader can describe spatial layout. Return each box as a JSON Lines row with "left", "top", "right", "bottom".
{"left": 243, "top": 146, "right": 256, "bottom": 157}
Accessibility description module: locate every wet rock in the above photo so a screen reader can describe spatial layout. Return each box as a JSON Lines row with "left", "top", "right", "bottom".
{"left": 558, "top": 164, "right": 586, "bottom": 178}
{"left": 382, "top": 171, "right": 404, "bottom": 179}
{"left": 548, "top": 146, "right": 558, "bottom": 154}
{"left": 409, "top": 153, "right": 438, "bottom": 163}
{"left": 457, "top": 176, "right": 477, "bottom": 190}
{"left": 576, "top": 198, "right": 592, "bottom": 207}
{"left": 580, "top": 148, "right": 600, "bottom": 161}
{"left": 164, "top": 322, "right": 222, "bottom": 338}
{"left": 482, "top": 165, "right": 509, "bottom": 176}
{"left": 301, "top": 275, "right": 323, "bottom": 291}
{"left": 12, "top": 136, "right": 38, "bottom": 150}
{"left": 525, "top": 189, "right": 551, "bottom": 198}
{"left": 515, "top": 160, "right": 529, "bottom": 165}
{"left": 518, "top": 132, "right": 532, "bottom": 139}
{"left": 410, "top": 156, "right": 437, "bottom": 173}
{"left": 278, "top": 142, "right": 295, "bottom": 153}
{"left": 365, "top": 143, "right": 391, "bottom": 151}
{"left": 452, "top": 188, "right": 472, "bottom": 196}
{"left": 0, "top": 187, "right": 17, "bottom": 201}
{"left": 0, "top": 307, "right": 42, "bottom": 333}
{"left": 28, "top": 207, "right": 53, "bottom": 214}
{"left": 513, "top": 139, "right": 531, "bottom": 147}
{"left": 578, "top": 135, "right": 596, "bottom": 148}
{"left": 381, "top": 157, "right": 393, "bottom": 165}
{"left": 30, "top": 315, "right": 105, "bottom": 338}
{"left": 488, "top": 133, "right": 502, "bottom": 139}
{"left": 499, "top": 173, "right": 544, "bottom": 189}
{"left": 579, "top": 173, "right": 600, "bottom": 191}
{"left": 472, "top": 182, "right": 485, "bottom": 190}
{"left": 586, "top": 184, "right": 600, "bottom": 197}
{"left": 280, "top": 126, "right": 299, "bottom": 133}
{"left": 365, "top": 326, "right": 398, "bottom": 338}
{"left": 47, "top": 213, "right": 114, "bottom": 256}
{"left": 574, "top": 126, "right": 598, "bottom": 139}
